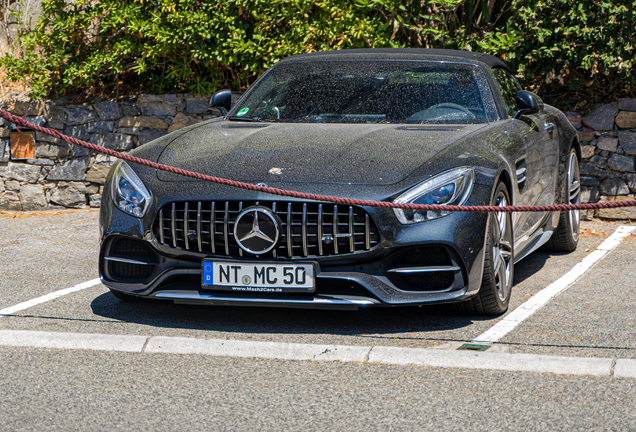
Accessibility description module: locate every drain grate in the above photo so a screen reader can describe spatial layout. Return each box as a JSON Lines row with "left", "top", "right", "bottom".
{"left": 457, "top": 343, "right": 491, "bottom": 352}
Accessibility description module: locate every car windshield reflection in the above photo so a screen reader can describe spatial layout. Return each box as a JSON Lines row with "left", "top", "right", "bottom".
{"left": 232, "top": 61, "right": 489, "bottom": 124}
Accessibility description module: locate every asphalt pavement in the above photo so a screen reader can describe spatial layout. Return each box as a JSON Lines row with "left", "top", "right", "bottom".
{"left": 3, "top": 346, "right": 636, "bottom": 431}
{"left": 1, "top": 209, "right": 636, "bottom": 430}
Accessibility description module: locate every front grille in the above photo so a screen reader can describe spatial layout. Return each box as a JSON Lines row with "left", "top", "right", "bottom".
{"left": 153, "top": 201, "right": 381, "bottom": 259}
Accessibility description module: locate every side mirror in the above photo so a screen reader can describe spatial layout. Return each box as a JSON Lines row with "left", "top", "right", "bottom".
{"left": 210, "top": 90, "right": 232, "bottom": 116}
{"left": 513, "top": 90, "right": 544, "bottom": 119}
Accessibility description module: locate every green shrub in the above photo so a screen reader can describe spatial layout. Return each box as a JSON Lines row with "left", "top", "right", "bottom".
{"left": 2, "top": 0, "right": 461, "bottom": 98}
{"left": 2, "top": 0, "right": 635, "bottom": 109}
{"left": 465, "top": 0, "right": 636, "bottom": 108}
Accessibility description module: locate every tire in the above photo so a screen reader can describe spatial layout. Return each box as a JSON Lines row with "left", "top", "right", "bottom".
{"left": 543, "top": 148, "right": 580, "bottom": 252}
{"left": 109, "top": 288, "right": 142, "bottom": 302}
{"left": 457, "top": 182, "right": 514, "bottom": 315}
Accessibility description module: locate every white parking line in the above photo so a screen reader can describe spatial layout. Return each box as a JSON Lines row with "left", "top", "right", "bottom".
{"left": 1, "top": 330, "right": 633, "bottom": 378}
{"left": 0, "top": 278, "right": 102, "bottom": 317}
{"left": 473, "top": 225, "right": 636, "bottom": 344}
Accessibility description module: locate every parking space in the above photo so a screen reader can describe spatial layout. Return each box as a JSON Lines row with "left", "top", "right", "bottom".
{"left": 3, "top": 209, "right": 636, "bottom": 429}
{"left": 500, "top": 227, "right": 636, "bottom": 359}
{"left": 1, "top": 210, "right": 634, "bottom": 359}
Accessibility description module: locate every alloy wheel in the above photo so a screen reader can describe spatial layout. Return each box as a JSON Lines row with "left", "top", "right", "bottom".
{"left": 493, "top": 194, "right": 513, "bottom": 302}
{"left": 567, "top": 151, "right": 581, "bottom": 243}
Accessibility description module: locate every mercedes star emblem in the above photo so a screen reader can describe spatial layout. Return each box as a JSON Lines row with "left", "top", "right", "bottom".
{"left": 233, "top": 206, "right": 281, "bottom": 254}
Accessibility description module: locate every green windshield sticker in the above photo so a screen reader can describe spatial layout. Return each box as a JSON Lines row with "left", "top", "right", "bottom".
{"left": 236, "top": 107, "right": 249, "bottom": 117}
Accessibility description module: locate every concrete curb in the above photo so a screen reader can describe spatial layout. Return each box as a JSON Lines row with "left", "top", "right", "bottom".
{"left": 145, "top": 336, "right": 372, "bottom": 362}
{"left": 368, "top": 346, "right": 612, "bottom": 376}
{"left": 614, "top": 359, "right": 636, "bottom": 378}
{"left": 1, "top": 330, "right": 634, "bottom": 378}
{"left": 0, "top": 330, "right": 148, "bottom": 352}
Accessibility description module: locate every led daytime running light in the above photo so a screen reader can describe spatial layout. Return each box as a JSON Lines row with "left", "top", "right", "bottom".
{"left": 393, "top": 167, "right": 474, "bottom": 224}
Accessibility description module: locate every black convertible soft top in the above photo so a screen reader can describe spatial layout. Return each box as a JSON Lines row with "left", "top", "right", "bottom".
{"left": 281, "top": 48, "right": 511, "bottom": 72}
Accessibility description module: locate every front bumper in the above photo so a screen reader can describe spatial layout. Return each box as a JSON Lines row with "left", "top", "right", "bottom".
{"left": 99, "top": 195, "right": 490, "bottom": 309}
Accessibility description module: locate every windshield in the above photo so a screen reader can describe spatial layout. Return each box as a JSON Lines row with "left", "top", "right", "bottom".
{"left": 231, "top": 61, "right": 490, "bottom": 124}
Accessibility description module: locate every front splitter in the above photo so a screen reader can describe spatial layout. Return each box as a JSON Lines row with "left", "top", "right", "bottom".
{"left": 152, "top": 290, "right": 381, "bottom": 310}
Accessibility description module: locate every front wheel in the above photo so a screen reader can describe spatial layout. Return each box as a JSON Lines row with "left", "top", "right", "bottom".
{"left": 457, "top": 182, "right": 514, "bottom": 315}
{"left": 543, "top": 148, "right": 580, "bottom": 252}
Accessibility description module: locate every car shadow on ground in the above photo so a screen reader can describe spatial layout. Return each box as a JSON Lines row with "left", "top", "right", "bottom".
{"left": 89, "top": 291, "right": 493, "bottom": 339}
{"left": 513, "top": 250, "right": 553, "bottom": 285}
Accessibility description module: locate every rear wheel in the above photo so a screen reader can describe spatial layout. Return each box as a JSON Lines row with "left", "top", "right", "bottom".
{"left": 457, "top": 182, "right": 514, "bottom": 315}
{"left": 543, "top": 148, "right": 580, "bottom": 252}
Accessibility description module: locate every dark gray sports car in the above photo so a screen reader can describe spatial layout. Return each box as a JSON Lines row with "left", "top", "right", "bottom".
{"left": 99, "top": 49, "right": 581, "bottom": 315}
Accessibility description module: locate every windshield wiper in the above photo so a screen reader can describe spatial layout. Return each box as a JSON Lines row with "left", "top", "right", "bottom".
{"left": 227, "top": 116, "right": 267, "bottom": 122}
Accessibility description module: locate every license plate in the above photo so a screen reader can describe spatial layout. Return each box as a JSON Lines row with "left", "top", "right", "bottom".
{"left": 201, "top": 260, "right": 315, "bottom": 293}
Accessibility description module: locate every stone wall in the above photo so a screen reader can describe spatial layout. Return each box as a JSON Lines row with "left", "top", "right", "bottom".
{"left": 0, "top": 94, "right": 235, "bottom": 210}
{"left": 1, "top": 95, "right": 635, "bottom": 219}
{"left": 567, "top": 98, "right": 636, "bottom": 220}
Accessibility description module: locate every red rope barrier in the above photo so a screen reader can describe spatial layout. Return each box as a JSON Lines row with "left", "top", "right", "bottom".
{"left": 2, "top": 109, "right": 635, "bottom": 213}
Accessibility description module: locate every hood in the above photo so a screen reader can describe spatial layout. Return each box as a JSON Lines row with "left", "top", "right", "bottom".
{"left": 156, "top": 121, "right": 487, "bottom": 185}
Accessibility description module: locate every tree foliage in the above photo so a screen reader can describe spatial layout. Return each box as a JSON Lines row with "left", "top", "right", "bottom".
{"left": 467, "top": 0, "right": 636, "bottom": 107}
{"left": 2, "top": 0, "right": 634, "bottom": 108}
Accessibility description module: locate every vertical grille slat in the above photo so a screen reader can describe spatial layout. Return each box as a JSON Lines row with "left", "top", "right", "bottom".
{"left": 196, "top": 202, "right": 202, "bottom": 252}
{"left": 271, "top": 202, "right": 277, "bottom": 258}
{"left": 223, "top": 202, "right": 230, "bottom": 256}
{"left": 154, "top": 200, "right": 380, "bottom": 259}
{"left": 171, "top": 203, "right": 177, "bottom": 248}
{"left": 348, "top": 206, "right": 354, "bottom": 253}
{"left": 287, "top": 203, "right": 293, "bottom": 257}
{"left": 210, "top": 202, "right": 216, "bottom": 254}
{"left": 184, "top": 202, "right": 190, "bottom": 250}
{"left": 333, "top": 205, "right": 339, "bottom": 255}
{"left": 159, "top": 209, "right": 165, "bottom": 244}
{"left": 237, "top": 202, "right": 244, "bottom": 257}
{"left": 365, "top": 214, "right": 370, "bottom": 250}
{"left": 317, "top": 204, "right": 323, "bottom": 256}
{"left": 302, "top": 203, "right": 308, "bottom": 257}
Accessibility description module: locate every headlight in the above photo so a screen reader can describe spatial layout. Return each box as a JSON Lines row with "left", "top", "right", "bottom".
{"left": 111, "top": 162, "right": 152, "bottom": 218}
{"left": 393, "top": 167, "right": 474, "bottom": 224}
